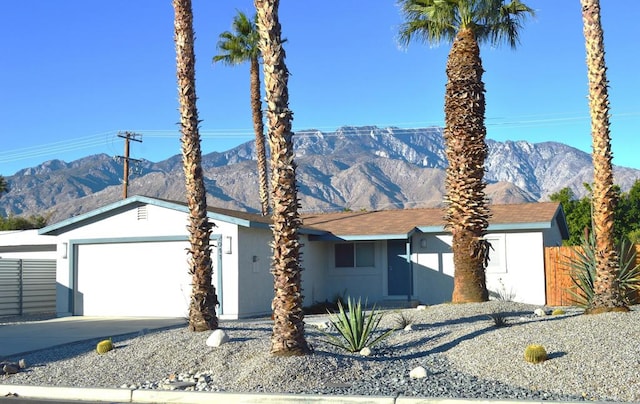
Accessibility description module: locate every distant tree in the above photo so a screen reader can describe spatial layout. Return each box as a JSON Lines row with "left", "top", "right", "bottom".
{"left": 213, "top": 11, "right": 270, "bottom": 216}
{"left": 173, "top": 0, "right": 219, "bottom": 331}
{"left": 0, "top": 215, "right": 48, "bottom": 230}
{"left": 254, "top": 0, "right": 310, "bottom": 355}
{"left": 0, "top": 176, "right": 8, "bottom": 196}
{"left": 398, "top": 0, "right": 534, "bottom": 303}
{"left": 580, "top": 0, "right": 627, "bottom": 313}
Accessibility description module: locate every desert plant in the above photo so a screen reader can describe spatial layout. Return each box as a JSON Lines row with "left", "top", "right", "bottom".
{"left": 96, "top": 338, "right": 113, "bottom": 354}
{"left": 523, "top": 344, "right": 547, "bottom": 364}
{"left": 565, "top": 233, "right": 640, "bottom": 308}
{"left": 551, "top": 308, "right": 566, "bottom": 316}
{"left": 487, "top": 311, "right": 509, "bottom": 327}
{"left": 321, "top": 297, "right": 394, "bottom": 353}
{"left": 391, "top": 310, "right": 416, "bottom": 329}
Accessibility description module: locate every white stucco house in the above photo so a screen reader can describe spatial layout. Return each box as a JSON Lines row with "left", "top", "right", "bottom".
{"left": 27, "top": 195, "right": 567, "bottom": 319}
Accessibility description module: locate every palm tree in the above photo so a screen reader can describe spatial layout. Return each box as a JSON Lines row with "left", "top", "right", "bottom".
{"left": 213, "top": 11, "right": 270, "bottom": 216}
{"left": 173, "top": 0, "right": 219, "bottom": 331}
{"left": 580, "top": 0, "right": 628, "bottom": 314}
{"left": 253, "top": 0, "right": 310, "bottom": 355}
{"left": 398, "top": 0, "right": 534, "bottom": 303}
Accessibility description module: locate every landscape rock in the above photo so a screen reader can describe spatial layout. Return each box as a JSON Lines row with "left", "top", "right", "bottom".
{"left": 359, "top": 347, "right": 372, "bottom": 357}
{"left": 534, "top": 308, "right": 546, "bottom": 317}
{"left": 206, "top": 329, "right": 229, "bottom": 347}
{"left": 404, "top": 324, "right": 414, "bottom": 331}
{"left": 416, "top": 305, "right": 428, "bottom": 311}
{"left": 409, "top": 366, "right": 428, "bottom": 379}
{"left": 2, "top": 364, "right": 20, "bottom": 375}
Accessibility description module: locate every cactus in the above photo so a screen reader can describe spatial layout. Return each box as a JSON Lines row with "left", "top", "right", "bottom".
{"left": 551, "top": 308, "right": 566, "bottom": 316}
{"left": 96, "top": 338, "right": 114, "bottom": 354}
{"left": 524, "top": 344, "right": 547, "bottom": 364}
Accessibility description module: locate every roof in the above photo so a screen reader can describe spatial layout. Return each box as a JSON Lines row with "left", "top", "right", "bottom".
{"left": 301, "top": 202, "right": 569, "bottom": 240}
{"left": 38, "top": 195, "right": 569, "bottom": 241}
{"left": 39, "top": 195, "right": 271, "bottom": 236}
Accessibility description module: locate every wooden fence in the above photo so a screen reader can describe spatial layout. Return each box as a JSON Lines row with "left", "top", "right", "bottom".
{"left": 544, "top": 245, "right": 640, "bottom": 306}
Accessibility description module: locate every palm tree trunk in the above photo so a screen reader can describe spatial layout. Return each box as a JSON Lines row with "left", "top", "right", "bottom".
{"left": 444, "top": 28, "right": 491, "bottom": 303}
{"left": 250, "top": 56, "right": 270, "bottom": 216}
{"left": 173, "top": 0, "right": 219, "bottom": 330}
{"left": 254, "top": 0, "right": 310, "bottom": 355}
{"left": 581, "top": 0, "right": 628, "bottom": 314}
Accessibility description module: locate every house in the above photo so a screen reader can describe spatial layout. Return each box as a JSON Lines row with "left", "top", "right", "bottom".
{"left": 34, "top": 195, "right": 568, "bottom": 319}
{"left": 300, "top": 203, "right": 568, "bottom": 307}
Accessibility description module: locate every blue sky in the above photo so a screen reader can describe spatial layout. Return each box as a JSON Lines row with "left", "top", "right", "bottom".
{"left": 1, "top": 1, "right": 639, "bottom": 177}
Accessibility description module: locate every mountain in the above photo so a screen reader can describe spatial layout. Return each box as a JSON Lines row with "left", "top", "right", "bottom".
{"left": 1, "top": 126, "right": 639, "bottom": 224}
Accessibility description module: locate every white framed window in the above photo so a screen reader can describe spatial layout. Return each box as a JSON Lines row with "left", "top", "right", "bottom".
{"left": 485, "top": 234, "right": 506, "bottom": 273}
{"left": 335, "top": 242, "right": 375, "bottom": 268}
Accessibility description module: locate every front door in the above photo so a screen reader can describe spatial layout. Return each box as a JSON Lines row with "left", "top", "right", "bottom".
{"left": 387, "top": 239, "right": 411, "bottom": 296}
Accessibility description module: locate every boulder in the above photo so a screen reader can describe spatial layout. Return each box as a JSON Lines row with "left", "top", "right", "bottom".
{"left": 206, "top": 329, "right": 229, "bottom": 347}
{"left": 409, "top": 366, "right": 428, "bottom": 379}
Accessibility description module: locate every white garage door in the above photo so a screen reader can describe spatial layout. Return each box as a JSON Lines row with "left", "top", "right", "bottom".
{"left": 75, "top": 240, "right": 218, "bottom": 317}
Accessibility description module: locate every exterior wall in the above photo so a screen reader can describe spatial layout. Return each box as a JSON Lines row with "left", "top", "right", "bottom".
{"left": 53, "top": 203, "right": 242, "bottom": 318}
{"left": 542, "top": 219, "right": 565, "bottom": 247}
{"left": 234, "top": 226, "right": 273, "bottom": 318}
{"left": 300, "top": 236, "right": 330, "bottom": 306}
{"left": 411, "top": 234, "right": 455, "bottom": 304}
{"left": 319, "top": 240, "right": 387, "bottom": 304}
{"left": 0, "top": 230, "right": 57, "bottom": 260}
{"left": 410, "top": 232, "right": 547, "bottom": 305}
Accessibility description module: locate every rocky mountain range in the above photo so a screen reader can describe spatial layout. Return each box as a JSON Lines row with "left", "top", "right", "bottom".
{"left": 1, "top": 126, "right": 639, "bottom": 224}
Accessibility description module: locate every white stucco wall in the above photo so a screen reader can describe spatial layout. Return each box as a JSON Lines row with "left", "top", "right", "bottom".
{"left": 300, "top": 236, "right": 330, "bottom": 306}
{"left": 52, "top": 203, "right": 243, "bottom": 318}
{"left": 0, "top": 230, "right": 57, "bottom": 259}
{"left": 233, "top": 226, "right": 273, "bottom": 318}
{"left": 410, "top": 231, "right": 547, "bottom": 305}
{"left": 318, "top": 240, "right": 387, "bottom": 304}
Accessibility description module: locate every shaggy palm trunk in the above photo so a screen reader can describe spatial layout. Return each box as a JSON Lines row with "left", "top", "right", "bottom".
{"left": 250, "top": 56, "right": 270, "bottom": 216}
{"left": 581, "top": 0, "right": 628, "bottom": 314}
{"left": 444, "top": 28, "right": 491, "bottom": 303}
{"left": 254, "top": 0, "right": 310, "bottom": 355}
{"left": 173, "top": 0, "right": 219, "bottom": 330}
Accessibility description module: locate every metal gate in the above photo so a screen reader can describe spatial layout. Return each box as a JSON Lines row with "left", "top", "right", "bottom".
{"left": 0, "top": 259, "right": 56, "bottom": 316}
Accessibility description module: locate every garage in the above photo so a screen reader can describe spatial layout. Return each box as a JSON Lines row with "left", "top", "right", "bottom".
{"left": 73, "top": 238, "right": 219, "bottom": 318}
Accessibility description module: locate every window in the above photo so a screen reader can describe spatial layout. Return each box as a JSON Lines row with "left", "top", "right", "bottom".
{"left": 485, "top": 234, "right": 506, "bottom": 273}
{"left": 335, "top": 242, "right": 375, "bottom": 268}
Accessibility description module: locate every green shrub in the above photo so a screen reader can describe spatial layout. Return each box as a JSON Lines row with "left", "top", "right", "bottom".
{"left": 564, "top": 233, "right": 640, "bottom": 308}
{"left": 321, "top": 297, "right": 393, "bottom": 353}
{"left": 487, "top": 311, "right": 509, "bottom": 327}
{"left": 391, "top": 310, "right": 416, "bottom": 329}
{"left": 524, "top": 344, "right": 547, "bottom": 364}
{"left": 551, "top": 308, "right": 566, "bottom": 316}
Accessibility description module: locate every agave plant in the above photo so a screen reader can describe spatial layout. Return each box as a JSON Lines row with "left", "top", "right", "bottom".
{"left": 321, "top": 297, "right": 394, "bottom": 353}
{"left": 565, "top": 233, "right": 640, "bottom": 307}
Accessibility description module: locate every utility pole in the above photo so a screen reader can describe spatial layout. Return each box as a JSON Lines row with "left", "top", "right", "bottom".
{"left": 116, "top": 132, "right": 142, "bottom": 199}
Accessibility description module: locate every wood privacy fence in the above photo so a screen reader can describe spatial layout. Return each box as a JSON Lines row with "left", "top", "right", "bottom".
{"left": 545, "top": 245, "right": 640, "bottom": 306}
{"left": 0, "top": 259, "right": 56, "bottom": 317}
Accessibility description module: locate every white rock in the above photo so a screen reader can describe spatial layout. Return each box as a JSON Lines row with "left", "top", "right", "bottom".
{"left": 416, "top": 305, "right": 428, "bottom": 311}
{"left": 359, "top": 347, "right": 372, "bottom": 356}
{"left": 534, "top": 308, "right": 546, "bottom": 317}
{"left": 206, "top": 329, "right": 229, "bottom": 347}
{"left": 404, "top": 324, "right": 414, "bottom": 331}
{"left": 409, "top": 366, "right": 427, "bottom": 379}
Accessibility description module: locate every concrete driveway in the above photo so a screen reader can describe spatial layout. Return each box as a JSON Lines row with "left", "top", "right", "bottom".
{"left": 0, "top": 316, "right": 187, "bottom": 358}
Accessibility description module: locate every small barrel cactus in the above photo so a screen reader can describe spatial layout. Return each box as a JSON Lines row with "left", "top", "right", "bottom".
{"left": 96, "top": 338, "right": 114, "bottom": 354}
{"left": 524, "top": 344, "right": 547, "bottom": 364}
{"left": 551, "top": 308, "right": 566, "bottom": 316}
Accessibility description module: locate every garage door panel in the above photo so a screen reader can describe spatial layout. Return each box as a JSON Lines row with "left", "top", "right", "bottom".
{"left": 76, "top": 241, "right": 208, "bottom": 317}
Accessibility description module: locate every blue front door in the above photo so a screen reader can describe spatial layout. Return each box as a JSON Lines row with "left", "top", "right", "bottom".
{"left": 387, "top": 240, "right": 411, "bottom": 296}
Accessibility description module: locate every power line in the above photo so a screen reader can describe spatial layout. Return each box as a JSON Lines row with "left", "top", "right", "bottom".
{"left": 1, "top": 110, "right": 639, "bottom": 166}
